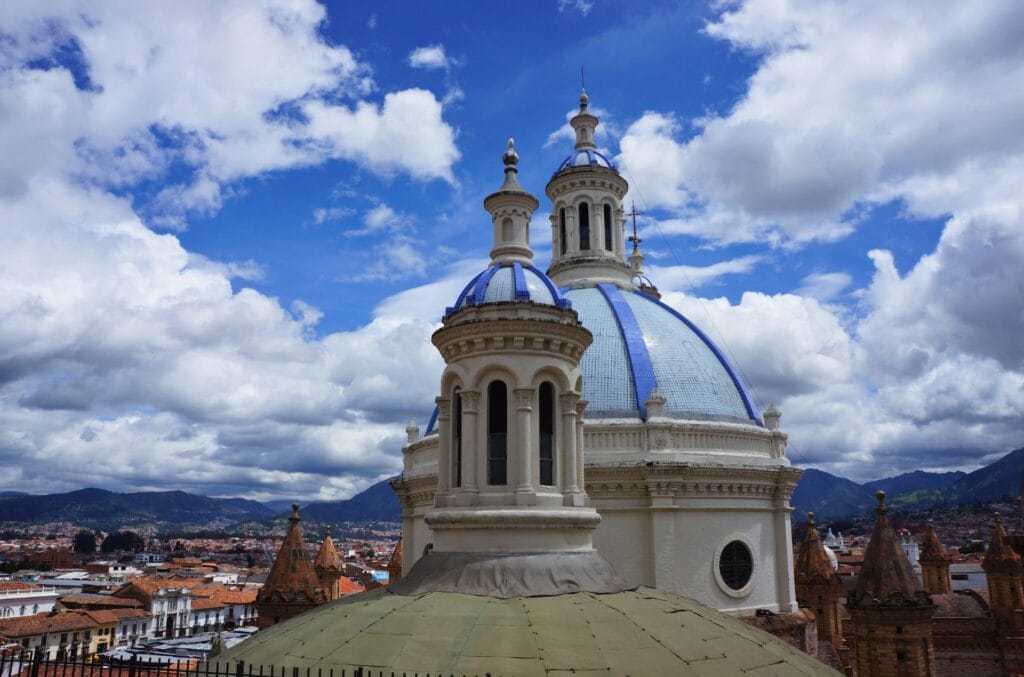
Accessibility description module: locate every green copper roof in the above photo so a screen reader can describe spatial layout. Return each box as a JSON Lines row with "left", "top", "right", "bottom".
{"left": 215, "top": 587, "right": 837, "bottom": 675}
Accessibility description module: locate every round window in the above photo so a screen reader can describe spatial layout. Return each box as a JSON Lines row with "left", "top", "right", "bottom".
{"left": 719, "top": 540, "right": 753, "bottom": 591}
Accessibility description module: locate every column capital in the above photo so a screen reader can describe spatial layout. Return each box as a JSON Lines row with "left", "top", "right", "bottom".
{"left": 559, "top": 392, "right": 581, "bottom": 411}
{"left": 434, "top": 396, "right": 451, "bottom": 419}
{"left": 459, "top": 390, "right": 480, "bottom": 413}
{"left": 513, "top": 387, "right": 534, "bottom": 410}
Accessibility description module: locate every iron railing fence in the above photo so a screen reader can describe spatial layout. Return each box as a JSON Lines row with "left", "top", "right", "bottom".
{"left": 0, "top": 653, "right": 494, "bottom": 677}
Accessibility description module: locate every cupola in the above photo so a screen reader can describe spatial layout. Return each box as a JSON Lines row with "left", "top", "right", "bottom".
{"left": 546, "top": 88, "right": 632, "bottom": 289}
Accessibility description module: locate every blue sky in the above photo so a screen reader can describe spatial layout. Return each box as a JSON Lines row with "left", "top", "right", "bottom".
{"left": 1, "top": 0, "right": 1022, "bottom": 500}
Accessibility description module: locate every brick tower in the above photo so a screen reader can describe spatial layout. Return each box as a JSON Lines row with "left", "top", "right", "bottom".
{"left": 255, "top": 504, "right": 326, "bottom": 629}
{"left": 847, "top": 491, "right": 935, "bottom": 677}
{"left": 794, "top": 512, "right": 845, "bottom": 649}
{"left": 982, "top": 514, "right": 1024, "bottom": 673}
{"left": 918, "top": 523, "right": 951, "bottom": 595}
{"left": 313, "top": 526, "right": 344, "bottom": 601}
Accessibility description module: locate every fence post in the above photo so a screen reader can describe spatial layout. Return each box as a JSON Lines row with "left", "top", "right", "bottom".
{"left": 29, "top": 651, "right": 42, "bottom": 677}
{"left": 236, "top": 660, "right": 245, "bottom": 677}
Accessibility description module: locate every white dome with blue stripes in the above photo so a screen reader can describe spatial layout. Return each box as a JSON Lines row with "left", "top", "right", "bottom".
{"left": 564, "top": 284, "right": 759, "bottom": 424}
{"left": 446, "top": 262, "right": 571, "bottom": 315}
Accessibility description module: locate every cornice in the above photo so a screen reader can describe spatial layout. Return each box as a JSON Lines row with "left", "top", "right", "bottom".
{"left": 432, "top": 315, "right": 592, "bottom": 363}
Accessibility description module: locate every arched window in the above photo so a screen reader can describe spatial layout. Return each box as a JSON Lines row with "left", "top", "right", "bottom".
{"left": 578, "top": 203, "right": 590, "bottom": 250}
{"left": 452, "top": 387, "right": 462, "bottom": 487}
{"left": 559, "top": 208, "right": 567, "bottom": 255}
{"left": 603, "top": 204, "right": 613, "bottom": 251}
{"left": 487, "top": 381, "right": 508, "bottom": 485}
{"left": 539, "top": 382, "right": 556, "bottom": 486}
{"left": 502, "top": 217, "right": 513, "bottom": 242}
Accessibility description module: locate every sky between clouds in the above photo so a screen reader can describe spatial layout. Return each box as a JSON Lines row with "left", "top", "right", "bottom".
{"left": 0, "top": 0, "right": 1021, "bottom": 500}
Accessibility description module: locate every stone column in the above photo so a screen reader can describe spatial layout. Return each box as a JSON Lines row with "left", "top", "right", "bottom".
{"left": 457, "top": 390, "right": 480, "bottom": 506}
{"left": 573, "top": 399, "right": 589, "bottom": 503}
{"left": 434, "top": 396, "right": 451, "bottom": 507}
{"left": 514, "top": 388, "right": 536, "bottom": 505}
{"left": 560, "top": 392, "right": 582, "bottom": 506}
{"left": 594, "top": 204, "right": 604, "bottom": 251}
{"left": 775, "top": 476, "right": 798, "bottom": 613}
{"left": 567, "top": 210, "right": 577, "bottom": 255}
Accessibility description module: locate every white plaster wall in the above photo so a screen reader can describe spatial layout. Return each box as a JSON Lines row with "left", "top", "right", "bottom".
{"left": 590, "top": 507, "right": 653, "bottom": 586}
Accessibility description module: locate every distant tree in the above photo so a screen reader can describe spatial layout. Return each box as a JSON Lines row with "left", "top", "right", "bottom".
{"left": 174, "top": 540, "right": 186, "bottom": 553}
{"left": 960, "top": 542, "right": 985, "bottom": 555}
{"left": 73, "top": 529, "right": 97, "bottom": 553}
{"left": 101, "top": 530, "right": 145, "bottom": 553}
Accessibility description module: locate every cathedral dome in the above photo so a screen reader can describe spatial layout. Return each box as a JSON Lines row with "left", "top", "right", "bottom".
{"left": 566, "top": 284, "right": 760, "bottom": 424}
{"left": 446, "top": 261, "right": 571, "bottom": 315}
{"left": 555, "top": 148, "right": 617, "bottom": 173}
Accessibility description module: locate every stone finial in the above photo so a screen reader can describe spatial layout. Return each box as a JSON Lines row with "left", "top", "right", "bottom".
{"left": 807, "top": 511, "right": 815, "bottom": 526}
{"left": 763, "top": 403, "right": 781, "bottom": 430}
{"left": 645, "top": 389, "right": 666, "bottom": 419}
{"left": 503, "top": 137, "right": 518, "bottom": 168}
{"left": 406, "top": 420, "right": 420, "bottom": 444}
{"left": 875, "top": 490, "right": 886, "bottom": 514}
{"left": 291, "top": 503, "right": 301, "bottom": 520}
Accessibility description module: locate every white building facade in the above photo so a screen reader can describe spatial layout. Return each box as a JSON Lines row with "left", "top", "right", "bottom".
{"left": 0, "top": 585, "right": 59, "bottom": 618}
{"left": 393, "top": 91, "right": 802, "bottom": 616}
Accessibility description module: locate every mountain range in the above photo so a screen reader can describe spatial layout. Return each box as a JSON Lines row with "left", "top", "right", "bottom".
{"left": 0, "top": 480, "right": 400, "bottom": 532}
{"left": 792, "top": 447, "right": 1024, "bottom": 520}
{"left": 2, "top": 448, "right": 1020, "bottom": 530}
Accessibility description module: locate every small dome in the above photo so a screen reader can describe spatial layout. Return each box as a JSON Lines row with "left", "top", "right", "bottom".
{"left": 555, "top": 149, "right": 617, "bottom": 174}
{"left": 446, "top": 262, "right": 571, "bottom": 315}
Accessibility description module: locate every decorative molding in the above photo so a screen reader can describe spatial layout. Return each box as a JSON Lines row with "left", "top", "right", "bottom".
{"left": 433, "top": 315, "right": 592, "bottom": 364}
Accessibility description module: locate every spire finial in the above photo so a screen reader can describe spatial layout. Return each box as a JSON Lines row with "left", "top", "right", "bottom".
{"left": 325, "top": 525, "right": 331, "bottom": 538}
{"left": 503, "top": 137, "right": 518, "bottom": 171}
{"left": 580, "top": 66, "right": 588, "bottom": 110}
{"left": 807, "top": 511, "right": 816, "bottom": 526}
{"left": 875, "top": 490, "right": 886, "bottom": 514}
{"left": 290, "top": 502, "right": 301, "bottom": 522}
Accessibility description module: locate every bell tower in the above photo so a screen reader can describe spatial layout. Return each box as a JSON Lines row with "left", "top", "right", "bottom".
{"left": 546, "top": 89, "right": 632, "bottom": 289}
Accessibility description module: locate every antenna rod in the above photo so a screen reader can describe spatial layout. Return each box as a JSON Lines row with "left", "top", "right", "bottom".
{"left": 581, "top": 65, "right": 586, "bottom": 91}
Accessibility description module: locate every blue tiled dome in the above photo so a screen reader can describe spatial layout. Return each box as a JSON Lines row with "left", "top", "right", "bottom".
{"left": 446, "top": 262, "right": 571, "bottom": 316}
{"left": 428, "top": 281, "right": 760, "bottom": 433}
{"left": 555, "top": 149, "right": 617, "bottom": 174}
{"left": 565, "top": 284, "right": 759, "bottom": 424}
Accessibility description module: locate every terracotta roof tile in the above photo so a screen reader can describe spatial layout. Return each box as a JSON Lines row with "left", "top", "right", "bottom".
{"left": 83, "top": 609, "right": 149, "bottom": 624}
{"left": 0, "top": 611, "right": 96, "bottom": 638}
{"left": 59, "top": 593, "right": 142, "bottom": 609}
{"left": 338, "top": 577, "right": 364, "bottom": 595}
{"left": 0, "top": 581, "right": 40, "bottom": 592}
